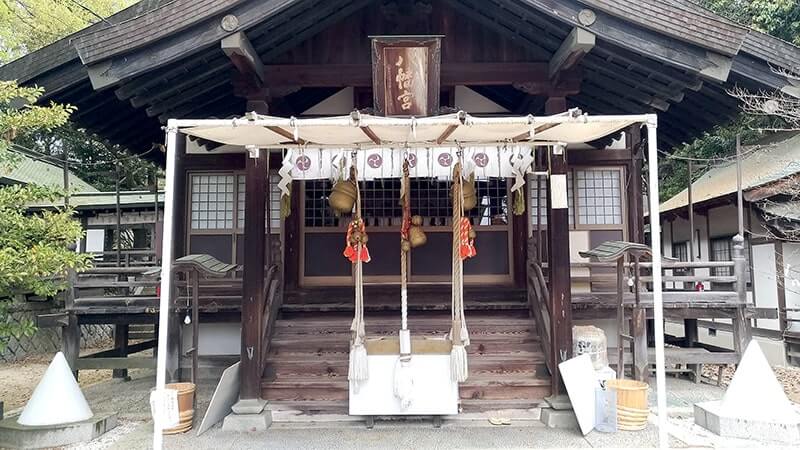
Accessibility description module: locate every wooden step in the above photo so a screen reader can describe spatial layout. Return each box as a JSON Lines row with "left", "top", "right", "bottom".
{"left": 265, "top": 357, "right": 548, "bottom": 379}
{"left": 459, "top": 374, "right": 551, "bottom": 401}
{"left": 281, "top": 301, "right": 527, "bottom": 313}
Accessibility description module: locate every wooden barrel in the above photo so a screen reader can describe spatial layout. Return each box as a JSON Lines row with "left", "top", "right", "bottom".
{"left": 606, "top": 379, "right": 649, "bottom": 431}
{"left": 163, "top": 382, "right": 196, "bottom": 434}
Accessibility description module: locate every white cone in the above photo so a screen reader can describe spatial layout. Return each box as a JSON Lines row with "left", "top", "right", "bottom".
{"left": 17, "top": 352, "right": 93, "bottom": 426}
{"left": 720, "top": 341, "right": 797, "bottom": 422}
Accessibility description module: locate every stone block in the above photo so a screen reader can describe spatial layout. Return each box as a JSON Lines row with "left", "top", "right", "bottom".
{"left": 540, "top": 407, "right": 579, "bottom": 429}
{"left": 695, "top": 401, "right": 800, "bottom": 444}
{"left": 0, "top": 413, "right": 117, "bottom": 449}
{"left": 221, "top": 410, "right": 272, "bottom": 432}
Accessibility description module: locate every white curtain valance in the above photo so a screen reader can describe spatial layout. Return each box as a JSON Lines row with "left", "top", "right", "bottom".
{"left": 276, "top": 146, "right": 534, "bottom": 196}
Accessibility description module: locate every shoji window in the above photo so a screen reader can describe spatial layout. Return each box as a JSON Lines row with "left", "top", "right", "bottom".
{"left": 574, "top": 168, "right": 623, "bottom": 227}
{"left": 188, "top": 171, "right": 281, "bottom": 264}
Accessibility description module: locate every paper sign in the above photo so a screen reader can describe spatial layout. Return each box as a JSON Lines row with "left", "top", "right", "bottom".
{"left": 550, "top": 174, "right": 568, "bottom": 209}
{"left": 150, "top": 388, "right": 179, "bottom": 429}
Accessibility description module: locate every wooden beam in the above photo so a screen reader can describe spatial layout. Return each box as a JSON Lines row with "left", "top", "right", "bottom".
{"left": 549, "top": 27, "right": 595, "bottom": 82}
{"left": 257, "top": 63, "right": 581, "bottom": 91}
{"left": 221, "top": 31, "right": 265, "bottom": 84}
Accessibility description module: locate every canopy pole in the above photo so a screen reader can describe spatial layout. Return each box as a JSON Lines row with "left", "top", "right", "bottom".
{"left": 646, "top": 118, "right": 668, "bottom": 448}
{"left": 153, "top": 122, "right": 179, "bottom": 450}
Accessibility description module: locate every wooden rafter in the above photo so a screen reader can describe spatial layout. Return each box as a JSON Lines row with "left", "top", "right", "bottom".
{"left": 266, "top": 126, "right": 307, "bottom": 145}
{"left": 221, "top": 31, "right": 266, "bottom": 85}
{"left": 436, "top": 124, "right": 460, "bottom": 144}
{"left": 549, "top": 27, "right": 595, "bottom": 83}
{"left": 360, "top": 126, "right": 382, "bottom": 145}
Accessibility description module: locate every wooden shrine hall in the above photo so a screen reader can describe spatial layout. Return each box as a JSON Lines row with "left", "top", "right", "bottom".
{"left": 3, "top": 0, "right": 800, "bottom": 430}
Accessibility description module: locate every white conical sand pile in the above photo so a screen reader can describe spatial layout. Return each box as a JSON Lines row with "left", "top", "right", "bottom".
{"left": 720, "top": 341, "right": 796, "bottom": 421}
{"left": 694, "top": 341, "right": 800, "bottom": 443}
{"left": 17, "top": 352, "right": 94, "bottom": 426}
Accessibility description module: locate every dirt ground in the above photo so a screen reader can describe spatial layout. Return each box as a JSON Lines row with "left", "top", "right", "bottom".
{"left": 0, "top": 350, "right": 118, "bottom": 412}
{"left": 702, "top": 363, "right": 800, "bottom": 403}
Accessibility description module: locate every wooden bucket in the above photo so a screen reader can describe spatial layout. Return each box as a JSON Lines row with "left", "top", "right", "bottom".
{"left": 606, "top": 379, "right": 649, "bottom": 431}
{"left": 163, "top": 382, "right": 196, "bottom": 434}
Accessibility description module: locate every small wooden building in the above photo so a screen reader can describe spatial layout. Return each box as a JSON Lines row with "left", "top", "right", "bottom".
{"left": 3, "top": 0, "right": 800, "bottom": 423}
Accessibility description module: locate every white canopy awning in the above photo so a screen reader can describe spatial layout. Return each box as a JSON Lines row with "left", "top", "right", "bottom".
{"left": 178, "top": 110, "right": 642, "bottom": 148}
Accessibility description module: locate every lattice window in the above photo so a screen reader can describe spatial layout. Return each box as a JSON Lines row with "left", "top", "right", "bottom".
{"left": 575, "top": 169, "right": 622, "bottom": 225}
{"left": 190, "top": 174, "right": 235, "bottom": 230}
{"left": 236, "top": 173, "right": 282, "bottom": 233}
{"left": 528, "top": 175, "right": 547, "bottom": 226}
{"left": 304, "top": 178, "right": 509, "bottom": 228}
{"left": 527, "top": 173, "right": 575, "bottom": 228}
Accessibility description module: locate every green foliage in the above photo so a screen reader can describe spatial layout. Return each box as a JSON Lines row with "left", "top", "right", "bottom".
{"left": 0, "top": 0, "right": 134, "bottom": 64}
{"left": 658, "top": 116, "right": 783, "bottom": 200}
{"left": 699, "top": 0, "right": 800, "bottom": 46}
{"left": 658, "top": 1, "right": 800, "bottom": 202}
{"left": 15, "top": 123, "right": 159, "bottom": 191}
{"left": 0, "top": 80, "right": 91, "bottom": 351}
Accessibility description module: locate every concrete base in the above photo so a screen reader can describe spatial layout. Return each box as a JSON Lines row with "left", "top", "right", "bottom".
{"left": 231, "top": 398, "right": 267, "bottom": 415}
{"left": 0, "top": 413, "right": 117, "bottom": 449}
{"left": 544, "top": 395, "right": 573, "bottom": 411}
{"left": 540, "top": 408, "right": 579, "bottom": 429}
{"left": 221, "top": 410, "right": 272, "bottom": 432}
{"left": 694, "top": 401, "right": 800, "bottom": 444}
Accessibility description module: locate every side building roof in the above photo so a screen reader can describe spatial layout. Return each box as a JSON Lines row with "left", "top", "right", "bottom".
{"left": 659, "top": 132, "right": 800, "bottom": 214}
{"left": 0, "top": 152, "right": 98, "bottom": 192}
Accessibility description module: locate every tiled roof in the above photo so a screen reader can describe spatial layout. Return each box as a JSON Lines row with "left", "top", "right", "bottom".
{"left": 1, "top": 153, "right": 98, "bottom": 192}
{"left": 660, "top": 132, "right": 800, "bottom": 213}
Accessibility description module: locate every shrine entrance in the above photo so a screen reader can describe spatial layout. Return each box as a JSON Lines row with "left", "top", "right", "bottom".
{"left": 300, "top": 177, "right": 513, "bottom": 286}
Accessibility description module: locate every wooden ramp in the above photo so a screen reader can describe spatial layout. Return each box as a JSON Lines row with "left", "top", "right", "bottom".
{"left": 261, "top": 286, "right": 551, "bottom": 415}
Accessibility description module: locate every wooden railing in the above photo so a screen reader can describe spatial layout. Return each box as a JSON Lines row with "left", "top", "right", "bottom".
{"left": 90, "top": 250, "right": 158, "bottom": 268}
{"left": 67, "top": 266, "right": 161, "bottom": 312}
{"left": 527, "top": 261, "right": 553, "bottom": 377}
{"left": 260, "top": 264, "right": 282, "bottom": 376}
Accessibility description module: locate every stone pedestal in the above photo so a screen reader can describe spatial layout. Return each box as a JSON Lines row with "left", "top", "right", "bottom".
{"left": 541, "top": 394, "right": 578, "bottom": 429}
{"left": 221, "top": 399, "right": 271, "bottom": 432}
{"left": 693, "top": 341, "right": 800, "bottom": 444}
{"left": 694, "top": 401, "right": 800, "bottom": 444}
{"left": 0, "top": 413, "right": 117, "bottom": 449}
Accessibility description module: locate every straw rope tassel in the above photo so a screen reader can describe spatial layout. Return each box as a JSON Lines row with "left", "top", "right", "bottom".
{"left": 348, "top": 162, "right": 368, "bottom": 389}
{"left": 394, "top": 160, "right": 414, "bottom": 409}
{"left": 450, "top": 161, "right": 469, "bottom": 383}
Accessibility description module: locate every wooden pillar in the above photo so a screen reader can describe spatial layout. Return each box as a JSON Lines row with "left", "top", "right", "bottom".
{"left": 164, "top": 132, "right": 186, "bottom": 384}
{"left": 112, "top": 324, "right": 130, "bottom": 380}
{"left": 513, "top": 186, "right": 529, "bottom": 287}
{"left": 775, "top": 241, "right": 788, "bottom": 334}
{"left": 240, "top": 149, "right": 268, "bottom": 401}
{"left": 283, "top": 181, "right": 301, "bottom": 289}
{"left": 626, "top": 125, "right": 644, "bottom": 244}
{"left": 631, "top": 307, "right": 649, "bottom": 381}
{"left": 732, "top": 235, "right": 753, "bottom": 356}
{"left": 63, "top": 269, "right": 79, "bottom": 379}
{"left": 545, "top": 97, "right": 571, "bottom": 396}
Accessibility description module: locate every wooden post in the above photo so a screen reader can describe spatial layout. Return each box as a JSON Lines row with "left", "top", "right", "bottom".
{"left": 63, "top": 269, "right": 79, "bottom": 379}
{"left": 240, "top": 149, "right": 268, "bottom": 401}
{"left": 546, "top": 145, "right": 572, "bottom": 394}
{"left": 545, "top": 97, "right": 571, "bottom": 396}
{"left": 732, "top": 234, "right": 752, "bottom": 356}
{"left": 112, "top": 324, "right": 129, "bottom": 380}
{"left": 626, "top": 125, "right": 644, "bottom": 244}
{"left": 775, "top": 241, "right": 788, "bottom": 334}
{"left": 631, "top": 257, "right": 649, "bottom": 382}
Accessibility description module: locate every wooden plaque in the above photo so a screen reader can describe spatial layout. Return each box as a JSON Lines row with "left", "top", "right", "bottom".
{"left": 371, "top": 36, "right": 442, "bottom": 117}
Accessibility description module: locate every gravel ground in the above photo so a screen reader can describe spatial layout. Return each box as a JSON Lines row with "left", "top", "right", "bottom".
{"left": 702, "top": 364, "right": 800, "bottom": 402}
{"left": 0, "top": 350, "right": 115, "bottom": 411}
